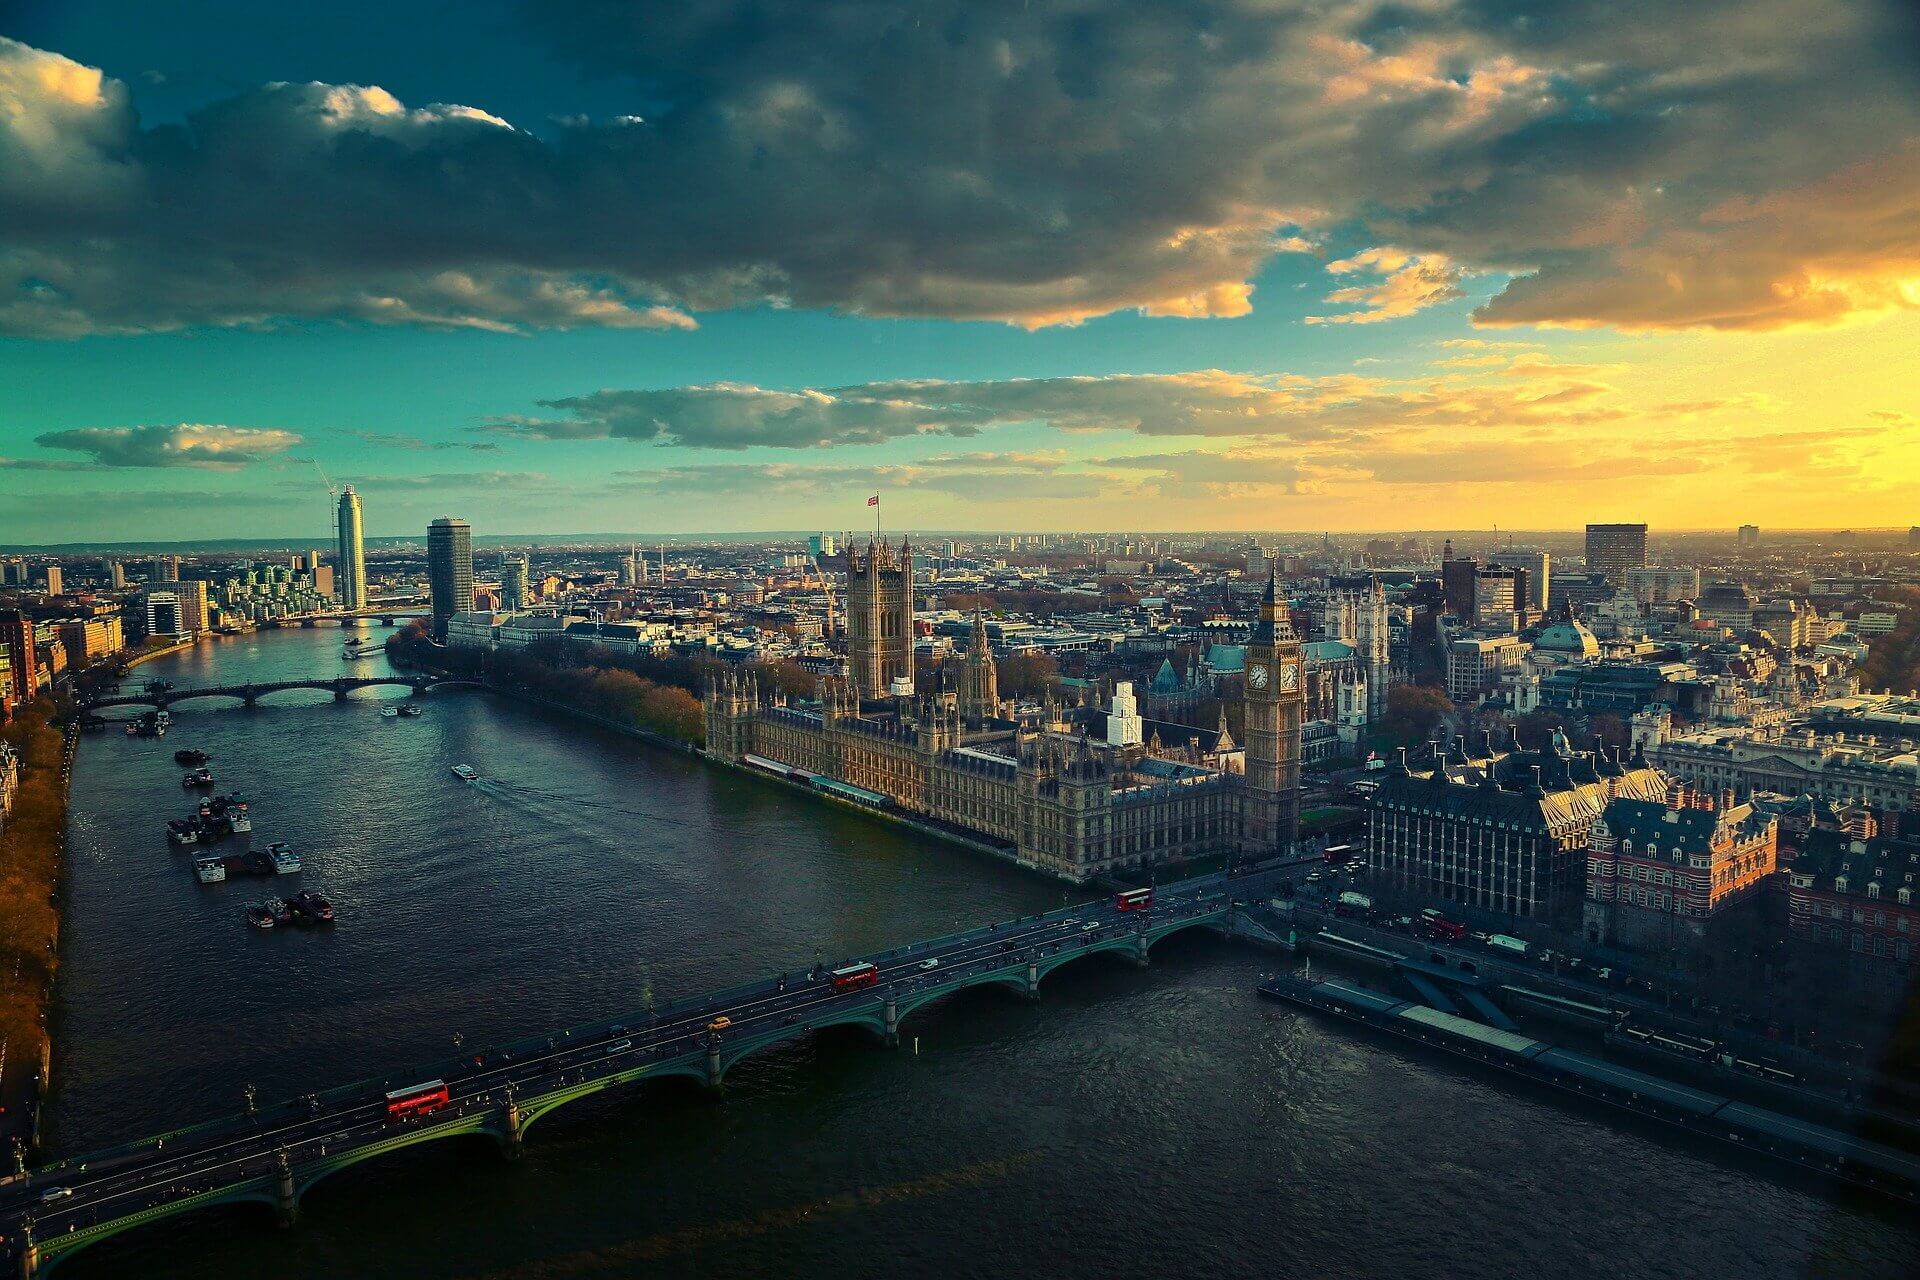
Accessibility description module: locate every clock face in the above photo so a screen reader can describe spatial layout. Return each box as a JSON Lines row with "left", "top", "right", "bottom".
{"left": 1277, "top": 661, "right": 1299, "bottom": 692}
{"left": 1248, "top": 663, "right": 1269, "bottom": 690}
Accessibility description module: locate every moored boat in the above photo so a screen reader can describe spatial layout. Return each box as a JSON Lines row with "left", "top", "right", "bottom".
{"left": 246, "top": 903, "right": 276, "bottom": 930}
{"left": 194, "top": 857, "right": 226, "bottom": 884}
{"left": 267, "top": 841, "right": 302, "bottom": 874}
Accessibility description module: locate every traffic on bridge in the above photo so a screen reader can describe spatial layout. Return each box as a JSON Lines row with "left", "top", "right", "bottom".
{"left": 0, "top": 861, "right": 1301, "bottom": 1276}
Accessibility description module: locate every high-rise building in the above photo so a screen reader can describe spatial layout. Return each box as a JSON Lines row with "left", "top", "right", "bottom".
{"left": 105, "top": 559, "right": 125, "bottom": 589}
{"left": 1584, "top": 523, "right": 1648, "bottom": 583}
{"left": 1624, "top": 566, "right": 1701, "bottom": 606}
{"left": 1241, "top": 571, "right": 1305, "bottom": 855}
{"left": 844, "top": 537, "right": 914, "bottom": 699}
{"left": 144, "top": 592, "right": 186, "bottom": 640}
{"left": 1909, "top": 527, "right": 1920, "bottom": 551}
{"left": 0, "top": 611, "right": 38, "bottom": 704}
{"left": 311, "top": 564, "right": 335, "bottom": 598}
{"left": 621, "top": 545, "right": 639, "bottom": 587}
{"left": 1489, "top": 548, "right": 1550, "bottom": 613}
{"left": 42, "top": 565, "right": 62, "bottom": 595}
{"left": 1737, "top": 524, "right": 1761, "bottom": 547}
{"left": 501, "top": 556, "right": 529, "bottom": 611}
{"left": 1471, "top": 567, "right": 1520, "bottom": 626}
{"left": 336, "top": 486, "right": 367, "bottom": 610}
{"left": 148, "top": 580, "right": 209, "bottom": 635}
{"left": 147, "top": 555, "right": 180, "bottom": 584}
{"left": 1441, "top": 556, "right": 1479, "bottom": 619}
{"left": 427, "top": 517, "right": 475, "bottom": 639}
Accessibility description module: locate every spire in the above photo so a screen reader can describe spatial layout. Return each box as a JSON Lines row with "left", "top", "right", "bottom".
{"left": 1214, "top": 705, "right": 1236, "bottom": 753}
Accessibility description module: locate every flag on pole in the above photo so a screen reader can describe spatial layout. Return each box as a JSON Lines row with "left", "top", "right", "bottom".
{"left": 867, "top": 495, "right": 879, "bottom": 506}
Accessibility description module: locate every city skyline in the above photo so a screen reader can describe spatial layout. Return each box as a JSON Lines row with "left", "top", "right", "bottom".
{"left": 3, "top": 2, "right": 1919, "bottom": 540}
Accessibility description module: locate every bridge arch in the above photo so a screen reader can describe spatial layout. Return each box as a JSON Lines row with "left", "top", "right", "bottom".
{"left": 288, "top": 1118, "right": 501, "bottom": 1207}
{"left": 31, "top": 1183, "right": 282, "bottom": 1277}
{"left": 513, "top": 1058, "right": 710, "bottom": 1139}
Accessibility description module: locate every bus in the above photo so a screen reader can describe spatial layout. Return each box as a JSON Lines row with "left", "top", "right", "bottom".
{"left": 385, "top": 1080, "right": 450, "bottom": 1120}
{"left": 1115, "top": 887, "right": 1154, "bottom": 912}
{"left": 1323, "top": 843, "right": 1355, "bottom": 865}
{"left": 830, "top": 962, "right": 879, "bottom": 991}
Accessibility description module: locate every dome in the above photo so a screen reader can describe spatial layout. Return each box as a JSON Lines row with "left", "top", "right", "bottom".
{"left": 1535, "top": 619, "right": 1600, "bottom": 657}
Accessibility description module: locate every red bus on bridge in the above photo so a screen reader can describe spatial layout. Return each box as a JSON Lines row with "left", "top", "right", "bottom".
{"left": 385, "top": 1080, "right": 451, "bottom": 1120}
{"left": 1115, "top": 887, "right": 1154, "bottom": 912}
{"left": 830, "top": 962, "right": 879, "bottom": 991}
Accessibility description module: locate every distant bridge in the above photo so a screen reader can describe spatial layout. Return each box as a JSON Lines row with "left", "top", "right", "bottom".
{"left": 0, "top": 864, "right": 1292, "bottom": 1276}
{"left": 82, "top": 676, "right": 482, "bottom": 711}
{"left": 255, "top": 610, "right": 428, "bottom": 629}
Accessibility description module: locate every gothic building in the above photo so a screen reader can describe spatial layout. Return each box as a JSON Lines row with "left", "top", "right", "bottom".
{"left": 843, "top": 535, "right": 914, "bottom": 699}
{"left": 1240, "top": 570, "right": 1306, "bottom": 856}
{"left": 1320, "top": 574, "right": 1392, "bottom": 724}
{"left": 957, "top": 610, "right": 999, "bottom": 726}
{"left": 701, "top": 555, "right": 1306, "bottom": 882}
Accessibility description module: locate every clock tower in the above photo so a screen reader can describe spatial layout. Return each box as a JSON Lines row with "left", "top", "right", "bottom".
{"left": 1241, "top": 568, "right": 1304, "bottom": 855}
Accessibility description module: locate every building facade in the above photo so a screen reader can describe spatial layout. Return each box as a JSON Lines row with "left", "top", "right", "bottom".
{"left": 1584, "top": 523, "right": 1648, "bottom": 583}
{"left": 1583, "top": 787, "right": 1778, "bottom": 950}
{"left": 1367, "top": 736, "right": 1670, "bottom": 923}
{"left": 1785, "top": 829, "right": 1920, "bottom": 990}
{"left": 1651, "top": 724, "right": 1919, "bottom": 813}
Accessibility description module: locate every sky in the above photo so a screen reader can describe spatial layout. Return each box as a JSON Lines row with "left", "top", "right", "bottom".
{"left": 1, "top": 0, "right": 1918, "bottom": 542}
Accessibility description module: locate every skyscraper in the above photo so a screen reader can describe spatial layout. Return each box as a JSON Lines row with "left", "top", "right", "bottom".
{"left": 336, "top": 486, "right": 366, "bottom": 610}
{"left": 42, "top": 565, "right": 62, "bottom": 596}
{"left": 1584, "top": 523, "right": 1648, "bottom": 583}
{"left": 105, "top": 559, "right": 125, "bottom": 589}
{"left": 1738, "top": 524, "right": 1760, "bottom": 547}
{"left": 1489, "top": 548, "right": 1550, "bottom": 613}
{"left": 428, "top": 517, "right": 475, "bottom": 639}
{"left": 501, "top": 555, "right": 529, "bottom": 611}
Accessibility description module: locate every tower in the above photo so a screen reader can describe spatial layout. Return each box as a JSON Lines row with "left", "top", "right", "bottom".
{"left": 957, "top": 609, "right": 999, "bottom": 725}
{"left": 1241, "top": 569, "right": 1304, "bottom": 854}
{"left": 844, "top": 535, "right": 914, "bottom": 700}
{"left": 427, "top": 517, "right": 474, "bottom": 639}
{"left": 335, "top": 486, "right": 366, "bottom": 610}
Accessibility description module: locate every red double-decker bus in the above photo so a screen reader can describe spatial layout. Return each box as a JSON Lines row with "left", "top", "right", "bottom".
{"left": 385, "top": 1079, "right": 451, "bottom": 1120}
{"left": 1115, "top": 887, "right": 1154, "bottom": 912}
{"left": 830, "top": 962, "right": 879, "bottom": 990}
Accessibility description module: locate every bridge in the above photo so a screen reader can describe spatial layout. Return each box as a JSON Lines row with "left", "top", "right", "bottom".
{"left": 81, "top": 676, "right": 483, "bottom": 712}
{"left": 258, "top": 612, "right": 426, "bottom": 629}
{"left": 0, "top": 863, "right": 1293, "bottom": 1276}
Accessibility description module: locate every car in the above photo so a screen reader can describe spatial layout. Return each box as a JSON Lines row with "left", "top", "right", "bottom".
{"left": 1081, "top": 922, "right": 1101, "bottom": 932}
{"left": 1595, "top": 967, "right": 1612, "bottom": 982}
{"left": 918, "top": 958, "right": 939, "bottom": 970}
{"left": 40, "top": 1186, "right": 73, "bottom": 1204}
{"left": 1306, "top": 872, "right": 1322, "bottom": 883}
{"left": 708, "top": 1016, "right": 732, "bottom": 1032}
{"left": 605, "top": 1039, "right": 633, "bottom": 1054}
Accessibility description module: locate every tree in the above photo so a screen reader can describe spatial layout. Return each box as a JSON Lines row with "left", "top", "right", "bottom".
{"left": 1376, "top": 684, "right": 1453, "bottom": 748}
{"left": 999, "top": 652, "right": 1060, "bottom": 699}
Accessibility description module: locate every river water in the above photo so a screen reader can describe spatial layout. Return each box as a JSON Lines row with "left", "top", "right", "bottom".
{"left": 51, "top": 628, "right": 1917, "bottom": 1279}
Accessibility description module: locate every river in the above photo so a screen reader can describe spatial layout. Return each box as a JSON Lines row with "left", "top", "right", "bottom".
{"left": 51, "top": 627, "right": 1917, "bottom": 1278}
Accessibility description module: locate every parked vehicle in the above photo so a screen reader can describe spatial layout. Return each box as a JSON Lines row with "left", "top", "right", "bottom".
{"left": 1486, "top": 934, "right": 1531, "bottom": 958}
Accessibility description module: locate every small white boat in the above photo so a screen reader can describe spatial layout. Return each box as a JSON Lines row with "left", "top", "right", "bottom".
{"left": 229, "top": 811, "right": 252, "bottom": 834}
{"left": 380, "top": 706, "right": 400, "bottom": 719}
{"left": 451, "top": 764, "right": 478, "bottom": 782}
{"left": 267, "top": 841, "right": 301, "bottom": 874}
{"left": 195, "top": 858, "right": 227, "bottom": 884}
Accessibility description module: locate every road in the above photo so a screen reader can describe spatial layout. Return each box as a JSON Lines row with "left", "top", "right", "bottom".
{"left": 0, "top": 860, "right": 1301, "bottom": 1266}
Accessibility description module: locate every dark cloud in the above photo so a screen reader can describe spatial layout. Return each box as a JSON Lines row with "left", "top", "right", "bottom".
{"left": 33, "top": 423, "right": 303, "bottom": 468}
{"left": 345, "top": 429, "right": 501, "bottom": 452}
{"left": 3, "top": 1, "right": 1917, "bottom": 337}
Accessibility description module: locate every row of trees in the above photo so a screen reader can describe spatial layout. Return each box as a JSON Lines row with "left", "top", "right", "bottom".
{"left": 388, "top": 623, "right": 705, "bottom": 743}
{"left": 0, "top": 698, "right": 67, "bottom": 1108}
